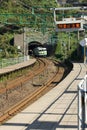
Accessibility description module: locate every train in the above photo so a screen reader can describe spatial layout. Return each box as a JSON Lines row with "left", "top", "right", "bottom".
{"left": 33, "top": 47, "right": 47, "bottom": 57}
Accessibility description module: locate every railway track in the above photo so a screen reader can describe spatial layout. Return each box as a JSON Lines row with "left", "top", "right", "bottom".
{"left": 0, "top": 58, "right": 69, "bottom": 123}
{"left": 0, "top": 58, "right": 48, "bottom": 94}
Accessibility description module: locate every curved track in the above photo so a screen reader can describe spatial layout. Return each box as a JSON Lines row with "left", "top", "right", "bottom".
{"left": 0, "top": 62, "right": 86, "bottom": 130}
{"left": 0, "top": 58, "right": 48, "bottom": 93}
{"left": 0, "top": 58, "right": 65, "bottom": 123}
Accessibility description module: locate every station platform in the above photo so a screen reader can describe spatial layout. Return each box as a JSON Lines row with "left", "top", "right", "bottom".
{"left": 0, "top": 58, "right": 36, "bottom": 75}
{"left": 0, "top": 63, "right": 86, "bottom": 130}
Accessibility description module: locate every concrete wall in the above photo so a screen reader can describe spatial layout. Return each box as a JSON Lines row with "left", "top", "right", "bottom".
{"left": 14, "top": 33, "right": 24, "bottom": 52}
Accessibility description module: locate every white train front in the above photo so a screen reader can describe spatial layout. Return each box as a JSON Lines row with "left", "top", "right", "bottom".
{"left": 33, "top": 47, "right": 47, "bottom": 57}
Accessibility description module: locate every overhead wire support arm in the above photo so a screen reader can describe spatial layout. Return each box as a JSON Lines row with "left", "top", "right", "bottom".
{"left": 0, "top": 0, "right": 55, "bottom": 33}
{"left": 0, "top": 13, "right": 54, "bottom": 31}
{"left": 54, "top": 7, "right": 81, "bottom": 11}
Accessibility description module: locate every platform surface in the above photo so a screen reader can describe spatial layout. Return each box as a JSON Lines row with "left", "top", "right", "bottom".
{"left": 0, "top": 63, "right": 87, "bottom": 130}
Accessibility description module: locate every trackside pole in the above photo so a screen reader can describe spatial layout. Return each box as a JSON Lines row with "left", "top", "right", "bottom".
{"left": 78, "top": 75, "right": 87, "bottom": 130}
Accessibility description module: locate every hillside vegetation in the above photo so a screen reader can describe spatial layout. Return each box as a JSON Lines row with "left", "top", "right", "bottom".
{"left": 0, "top": 0, "right": 57, "bottom": 58}
{"left": 0, "top": 0, "right": 85, "bottom": 61}
{"left": 0, "top": 0, "right": 57, "bottom": 13}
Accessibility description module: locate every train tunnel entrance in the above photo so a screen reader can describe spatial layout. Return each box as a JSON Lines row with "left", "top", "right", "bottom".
{"left": 28, "top": 41, "right": 57, "bottom": 57}
{"left": 28, "top": 41, "right": 44, "bottom": 55}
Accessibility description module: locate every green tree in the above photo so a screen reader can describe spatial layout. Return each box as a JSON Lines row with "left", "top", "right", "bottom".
{"left": 0, "top": 33, "right": 10, "bottom": 57}
{"left": 0, "top": 33, "right": 17, "bottom": 58}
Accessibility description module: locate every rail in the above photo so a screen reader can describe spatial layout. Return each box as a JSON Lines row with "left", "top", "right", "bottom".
{"left": 0, "top": 58, "right": 64, "bottom": 123}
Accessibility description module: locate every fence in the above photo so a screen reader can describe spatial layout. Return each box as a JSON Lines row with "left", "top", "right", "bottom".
{"left": 0, "top": 56, "right": 27, "bottom": 68}
{"left": 78, "top": 75, "right": 87, "bottom": 130}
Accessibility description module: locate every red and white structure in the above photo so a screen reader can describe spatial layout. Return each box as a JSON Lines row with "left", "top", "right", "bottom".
{"left": 53, "top": 7, "right": 84, "bottom": 32}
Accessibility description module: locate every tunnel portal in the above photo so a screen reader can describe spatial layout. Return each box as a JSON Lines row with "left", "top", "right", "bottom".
{"left": 28, "top": 41, "right": 44, "bottom": 55}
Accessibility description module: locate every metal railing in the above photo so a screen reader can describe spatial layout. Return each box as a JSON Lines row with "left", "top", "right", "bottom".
{"left": 0, "top": 56, "right": 27, "bottom": 68}
{"left": 78, "top": 75, "right": 87, "bottom": 130}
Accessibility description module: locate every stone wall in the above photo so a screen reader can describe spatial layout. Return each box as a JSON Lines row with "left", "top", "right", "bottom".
{"left": 14, "top": 33, "right": 25, "bottom": 53}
